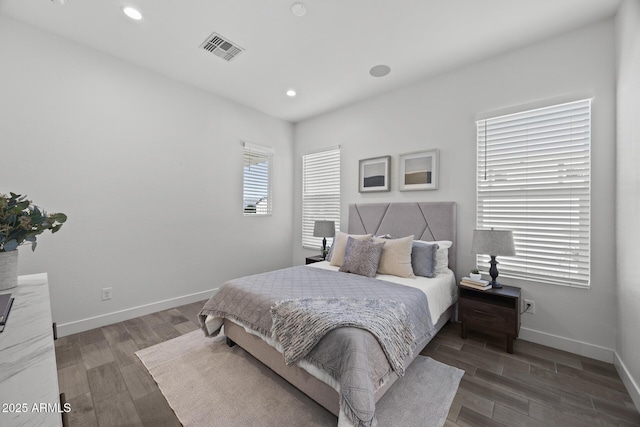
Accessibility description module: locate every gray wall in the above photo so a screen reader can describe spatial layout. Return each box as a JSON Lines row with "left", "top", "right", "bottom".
{"left": 0, "top": 15, "right": 294, "bottom": 335}
{"left": 615, "top": 0, "right": 640, "bottom": 409}
{"left": 293, "top": 20, "right": 618, "bottom": 361}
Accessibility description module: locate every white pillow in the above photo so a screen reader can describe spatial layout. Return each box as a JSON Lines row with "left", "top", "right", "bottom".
{"left": 434, "top": 240, "right": 452, "bottom": 273}
{"left": 329, "top": 232, "right": 372, "bottom": 267}
{"left": 416, "top": 240, "right": 452, "bottom": 274}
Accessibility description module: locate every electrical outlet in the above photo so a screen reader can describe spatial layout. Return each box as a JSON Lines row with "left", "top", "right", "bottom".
{"left": 101, "top": 287, "right": 112, "bottom": 301}
{"left": 523, "top": 299, "right": 535, "bottom": 314}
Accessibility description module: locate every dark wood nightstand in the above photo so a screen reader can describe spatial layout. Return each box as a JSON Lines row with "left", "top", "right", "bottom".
{"left": 305, "top": 255, "right": 325, "bottom": 265}
{"left": 458, "top": 284, "right": 521, "bottom": 353}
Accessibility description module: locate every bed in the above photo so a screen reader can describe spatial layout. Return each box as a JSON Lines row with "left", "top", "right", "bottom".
{"left": 199, "top": 202, "right": 457, "bottom": 427}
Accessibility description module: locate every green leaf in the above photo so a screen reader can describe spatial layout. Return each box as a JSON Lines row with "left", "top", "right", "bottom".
{"left": 3, "top": 240, "right": 19, "bottom": 251}
{"left": 50, "top": 213, "right": 68, "bottom": 223}
{"left": 15, "top": 201, "right": 29, "bottom": 211}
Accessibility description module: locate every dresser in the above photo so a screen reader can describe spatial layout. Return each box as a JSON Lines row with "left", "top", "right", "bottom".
{"left": 0, "top": 273, "right": 64, "bottom": 427}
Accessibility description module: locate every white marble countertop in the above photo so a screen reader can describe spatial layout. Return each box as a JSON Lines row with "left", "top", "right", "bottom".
{"left": 0, "top": 273, "right": 62, "bottom": 427}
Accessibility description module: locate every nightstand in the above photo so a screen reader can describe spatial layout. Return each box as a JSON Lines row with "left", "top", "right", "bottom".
{"left": 305, "top": 255, "right": 325, "bottom": 265}
{"left": 458, "top": 284, "right": 521, "bottom": 353}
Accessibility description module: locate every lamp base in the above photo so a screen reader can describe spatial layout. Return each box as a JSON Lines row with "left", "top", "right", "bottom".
{"left": 321, "top": 237, "right": 327, "bottom": 260}
{"left": 488, "top": 255, "right": 503, "bottom": 289}
{"left": 489, "top": 280, "right": 503, "bottom": 289}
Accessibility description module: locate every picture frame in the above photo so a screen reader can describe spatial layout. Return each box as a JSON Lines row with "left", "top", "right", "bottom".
{"left": 359, "top": 155, "right": 391, "bottom": 192}
{"left": 398, "top": 149, "right": 439, "bottom": 191}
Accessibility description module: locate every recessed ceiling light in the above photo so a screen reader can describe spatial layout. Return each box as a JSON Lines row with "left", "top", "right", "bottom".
{"left": 291, "top": 2, "right": 307, "bottom": 17}
{"left": 50, "top": 0, "right": 67, "bottom": 5}
{"left": 286, "top": 89, "right": 297, "bottom": 97}
{"left": 369, "top": 64, "right": 391, "bottom": 78}
{"left": 123, "top": 6, "right": 143, "bottom": 21}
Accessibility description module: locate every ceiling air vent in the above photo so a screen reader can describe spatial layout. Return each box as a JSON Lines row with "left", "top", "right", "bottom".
{"left": 200, "top": 32, "right": 244, "bottom": 62}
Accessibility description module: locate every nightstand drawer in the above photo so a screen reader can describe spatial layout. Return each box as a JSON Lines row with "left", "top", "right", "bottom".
{"left": 459, "top": 298, "right": 517, "bottom": 334}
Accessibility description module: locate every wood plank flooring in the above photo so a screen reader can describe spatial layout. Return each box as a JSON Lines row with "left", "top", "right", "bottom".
{"left": 55, "top": 302, "right": 640, "bottom": 426}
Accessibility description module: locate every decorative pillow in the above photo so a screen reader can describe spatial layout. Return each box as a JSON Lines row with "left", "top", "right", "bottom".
{"left": 339, "top": 237, "right": 385, "bottom": 277}
{"left": 329, "top": 232, "right": 372, "bottom": 267}
{"left": 411, "top": 241, "right": 439, "bottom": 278}
{"left": 415, "top": 240, "right": 452, "bottom": 274}
{"left": 372, "top": 235, "right": 415, "bottom": 278}
{"left": 327, "top": 243, "right": 334, "bottom": 262}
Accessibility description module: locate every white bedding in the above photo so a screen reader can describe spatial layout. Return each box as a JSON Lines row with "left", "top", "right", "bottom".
{"left": 307, "top": 260, "right": 457, "bottom": 324}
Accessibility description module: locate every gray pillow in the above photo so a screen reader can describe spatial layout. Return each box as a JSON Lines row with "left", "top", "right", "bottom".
{"left": 339, "top": 237, "right": 385, "bottom": 278}
{"left": 411, "top": 241, "right": 439, "bottom": 278}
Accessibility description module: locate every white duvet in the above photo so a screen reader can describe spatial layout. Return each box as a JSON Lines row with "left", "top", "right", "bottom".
{"left": 306, "top": 261, "right": 457, "bottom": 325}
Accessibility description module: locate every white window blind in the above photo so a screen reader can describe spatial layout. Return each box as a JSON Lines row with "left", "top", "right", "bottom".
{"left": 243, "top": 142, "right": 273, "bottom": 215}
{"left": 476, "top": 99, "right": 591, "bottom": 288}
{"left": 302, "top": 147, "right": 340, "bottom": 249}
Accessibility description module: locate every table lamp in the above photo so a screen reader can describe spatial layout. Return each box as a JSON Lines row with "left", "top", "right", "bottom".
{"left": 471, "top": 229, "right": 516, "bottom": 288}
{"left": 313, "top": 220, "right": 335, "bottom": 260}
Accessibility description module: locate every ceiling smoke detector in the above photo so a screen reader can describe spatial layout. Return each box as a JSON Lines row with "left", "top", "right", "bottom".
{"left": 200, "top": 32, "right": 244, "bottom": 62}
{"left": 291, "top": 2, "right": 307, "bottom": 16}
{"left": 369, "top": 64, "right": 391, "bottom": 77}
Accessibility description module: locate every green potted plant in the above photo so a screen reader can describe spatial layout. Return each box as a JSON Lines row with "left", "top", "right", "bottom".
{"left": 0, "top": 193, "right": 67, "bottom": 290}
{"left": 469, "top": 267, "right": 482, "bottom": 281}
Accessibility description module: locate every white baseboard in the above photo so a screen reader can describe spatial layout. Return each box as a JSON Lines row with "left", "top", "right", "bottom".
{"left": 56, "top": 288, "right": 219, "bottom": 337}
{"left": 519, "top": 327, "right": 614, "bottom": 363}
{"left": 614, "top": 351, "right": 640, "bottom": 412}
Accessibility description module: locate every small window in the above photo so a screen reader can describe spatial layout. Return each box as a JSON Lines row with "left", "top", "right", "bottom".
{"left": 302, "top": 147, "right": 340, "bottom": 248}
{"left": 476, "top": 99, "right": 591, "bottom": 288}
{"left": 243, "top": 142, "right": 273, "bottom": 216}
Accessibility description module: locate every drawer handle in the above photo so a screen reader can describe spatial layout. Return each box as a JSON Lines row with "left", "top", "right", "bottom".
{"left": 472, "top": 309, "right": 498, "bottom": 317}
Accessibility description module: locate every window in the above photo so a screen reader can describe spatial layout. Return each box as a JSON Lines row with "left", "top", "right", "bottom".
{"left": 302, "top": 147, "right": 340, "bottom": 248}
{"left": 476, "top": 99, "right": 591, "bottom": 288}
{"left": 243, "top": 142, "right": 273, "bottom": 215}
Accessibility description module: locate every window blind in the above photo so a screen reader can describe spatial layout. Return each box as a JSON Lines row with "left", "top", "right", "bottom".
{"left": 476, "top": 99, "right": 591, "bottom": 288}
{"left": 302, "top": 147, "right": 340, "bottom": 249}
{"left": 243, "top": 142, "right": 273, "bottom": 215}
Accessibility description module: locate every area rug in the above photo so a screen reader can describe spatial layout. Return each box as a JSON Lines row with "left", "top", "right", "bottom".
{"left": 136, "top": 330, "right": 463, "bottom": 427}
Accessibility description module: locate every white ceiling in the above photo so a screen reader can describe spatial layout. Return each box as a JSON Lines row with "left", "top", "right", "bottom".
{"left": 0, "top": 0, "right": 621, "bottom": 123}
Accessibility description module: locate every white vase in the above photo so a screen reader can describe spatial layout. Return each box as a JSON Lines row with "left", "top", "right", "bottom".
{"left": 469, "top": 272, "right": 482, "bottom": 281}
{"left": 0, "top": 250, "right": 18, "bottom": 291}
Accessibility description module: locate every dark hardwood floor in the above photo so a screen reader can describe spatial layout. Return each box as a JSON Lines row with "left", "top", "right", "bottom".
{"left": 55, "top": 302, "right": 640, "bottom": 426}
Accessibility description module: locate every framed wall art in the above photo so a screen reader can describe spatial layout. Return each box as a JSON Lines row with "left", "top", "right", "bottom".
{"left": 398, "top": 149, "right": 439, "bottom": 191}
{"left": 358, "top": 155, "right": 390, "bottom": 192}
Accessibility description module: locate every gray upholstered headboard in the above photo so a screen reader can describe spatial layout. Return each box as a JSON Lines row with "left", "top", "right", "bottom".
{"left": 347, "top": 202, "right": 457, "bottom": 273}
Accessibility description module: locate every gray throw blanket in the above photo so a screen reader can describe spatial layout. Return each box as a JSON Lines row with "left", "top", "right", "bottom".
{"left": 271, "top": 298, "right": 415, "bottom": 376}
{"left": 199, "top": 266, "right": 435, "bottom": 427}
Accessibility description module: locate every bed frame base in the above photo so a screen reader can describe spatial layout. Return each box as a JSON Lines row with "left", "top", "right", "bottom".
{"left": 224, "top": 318, "right": 342, "bottom": 415}
{"left": 223, "top": 304, "right": 455, "bottom": 417}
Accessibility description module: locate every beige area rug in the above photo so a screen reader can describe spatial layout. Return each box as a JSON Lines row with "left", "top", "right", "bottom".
{"left": 136, "top": 330, "right": 463, "bottom": 427}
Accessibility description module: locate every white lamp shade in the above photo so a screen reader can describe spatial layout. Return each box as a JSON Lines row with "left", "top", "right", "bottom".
{"left": 471, "top": 229, "right": 516, "bottom": 256}
{"left": 313, "top": 220, "right": 335, "bottom": 238}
